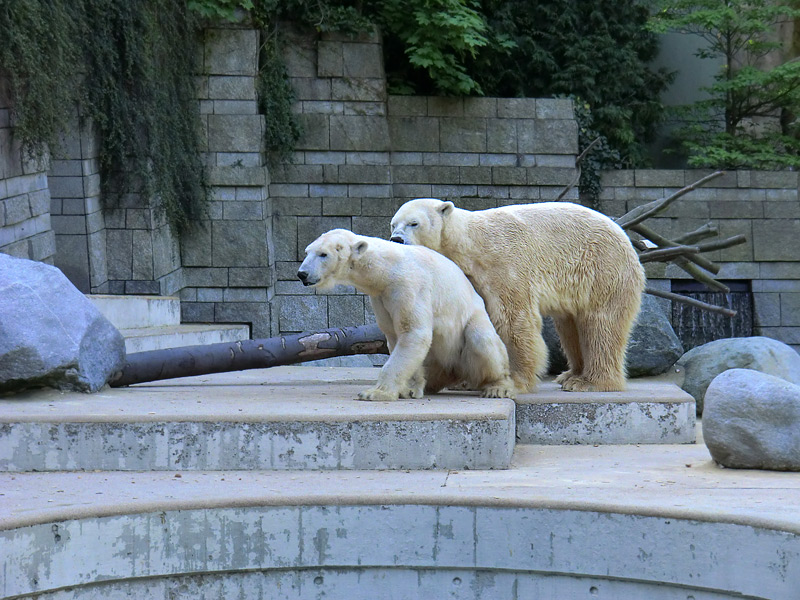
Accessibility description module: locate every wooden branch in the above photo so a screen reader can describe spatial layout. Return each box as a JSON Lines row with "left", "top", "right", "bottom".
{"left": 556, "top": 136, "right": 601, "bottom": 202}
{"left": 110, "top": 324, "right": 389, "bottom": 387}
{"left": 631, "top": 223, "right": 721, "bottom": 275}
{"left": 638, "top": 245, "right": 700, "bottom": 263}
{"left": 645, "top": 287, "right": 737, "bottom": 317}
{"left": 615, "top": 170, "right": 725, "bottom": 229}
{"left": 673, "top": 223, "right": 719, "bottom": 245}
{"left": 695, "top": 234, "right": 748, "bottom": 253}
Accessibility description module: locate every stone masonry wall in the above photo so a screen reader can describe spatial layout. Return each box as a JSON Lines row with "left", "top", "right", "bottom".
{"left": 0, "top": 74, "right": 56, "bottom": 264}
{"left": 598, "top": 169, "right": 800, "bottom": 350}
{"left": 179, "top": 26, "right": 273, "bottom": 338}
{"left": 271, "top": 28, "right": 578, "bottom": 337}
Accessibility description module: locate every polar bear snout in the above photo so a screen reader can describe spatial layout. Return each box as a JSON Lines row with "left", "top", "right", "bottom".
{"left": 390, "top": 234, "right": 407, "bottom": 244}
{"left": 296, "top": 270, "right": 313, "bottom": 285}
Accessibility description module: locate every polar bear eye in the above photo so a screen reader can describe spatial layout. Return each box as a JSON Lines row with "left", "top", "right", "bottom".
{"left": 319, "top": 252, "right": 328, "bottom": 258}
{"left": 409, "top": 222, "right": 419, "bottom": 228}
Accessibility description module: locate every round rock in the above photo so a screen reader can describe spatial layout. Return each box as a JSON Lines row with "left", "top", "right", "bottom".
{"left": 0, "top": 254, "right": 126, "bottom": 394}
{"left": 703, "top": 368, "right": 800, "bottom": 471}
{"left": 677, "top": 336, "right": 800, "bottom": 414}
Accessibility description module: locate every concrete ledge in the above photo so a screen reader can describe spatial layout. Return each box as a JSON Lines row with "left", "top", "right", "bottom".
{"left": 88, "top": 294, "right": 180, "bottom": 329}
{"left": 119, "top": 323, "right": 250, "bottom": 353}
{"left": 516, "top": 380, "right": 696, "bottom": 445}
{"left": 0, "top": 368, "right": 516, "bottom": 472}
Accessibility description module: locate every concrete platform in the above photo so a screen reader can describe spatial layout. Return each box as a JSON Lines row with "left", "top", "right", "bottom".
{"left": 0, "top": 368, "right": 695, "bottom": 473}
{"left": 0, "top": 367, "right": 516, "bottom": 472}
{"left": 516, "top": 379, "right": 696, "bottom": 444}
{"left": 1, "top": 441, "right": 799, "bottom": 599}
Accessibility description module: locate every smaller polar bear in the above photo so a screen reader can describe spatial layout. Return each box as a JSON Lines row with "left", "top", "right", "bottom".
{"left": 390, "top": 199, "right": 645, "bottom": 393}
{"left": 297, "top": 229, "right": 515, "bottom": 401}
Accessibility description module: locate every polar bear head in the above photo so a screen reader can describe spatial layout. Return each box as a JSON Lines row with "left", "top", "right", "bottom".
{"left": 390, "top": 198, "right": 454, "bottom": 251}
{"left": 297, "top": 229, "right": 367, "bottom": 291}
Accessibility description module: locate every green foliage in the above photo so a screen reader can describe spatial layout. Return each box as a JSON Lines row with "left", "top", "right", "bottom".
{"left": 650, "top": 0, "right": 800, "bottom": 169}
{"left": 374, "top": 0, "right": 504, "bottom": 95}
{"left": 571, "top": 97, "right": 622, "bottom": 208}
{"left": 188, "top": 0, "right": 254, "bottom": 21}
{"left": 0, "top": 2, "right": 83, "bottom": 160}
{"left": 0, "top": 0, "right": 208, "bottom": 232}
{"left": 475, "top": 0, "right": 673, "bottom": 167}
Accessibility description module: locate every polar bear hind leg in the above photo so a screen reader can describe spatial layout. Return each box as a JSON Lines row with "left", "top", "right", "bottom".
{"left": 552, "top": 314, "right": 584, "bottom": 387}
{"left": 461, "top": 312, "right": 516, "bottom": 399}
{"left": 561, "top": 309, "right": 629, "bottom": 392}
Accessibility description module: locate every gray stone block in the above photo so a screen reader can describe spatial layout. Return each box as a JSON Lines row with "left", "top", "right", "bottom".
{"left": 635, "top": 170, "right": 685, "bottom": 187}
{"left": 392, "top": 183, "right": 432, "bottom": 198}
{"left": 279, "top": 294, "right": 328, "bottom": 331}
{"left": 183, "top": 267, "right": 228, "bottom": 287}
{"left": 527, "top": 167, "right": 576, "bottom": 186}
{"left": 753, "top": 220, "right": 800, "bottom": 261}
{"left": 212, "top": 220, "right": 268, "bottom": 267}
{"left": 323, "top": 197, "right": 362, "bottom": 216}
{"left": 204, "top": 29, "right": 258, "bottom": 76}
{"left": 486, "top": 119, "right": 517, "bottom": 153}
{"left": 217, "top": 152, "right": 262, "bottom": 168}
{"left": 387, "top": 96, "right": 427, "bottom": 116}
{"left": 208, "top": 75, "right": 256, "bottom": 100}
{"left": 207, "top": 115, "right": 263, "bottom": 152}
{"left": 388, "top": 117, "right": 439, "bottom": 152}
{"left": 197, "top": 288, "right": 222, "bottom": 303}
{"left": 750, "top": 171, "right": 798, "bottom": 188}
{"left": 273, "top": 197, "right": 321, "bottom": 217}
{"left": 754, "top": 292, "right": 781, "bottom": 327}
{"left": 132, "top": 230, "right": 154, "bottom": 280}
{"left": 348, "top": 184, "right": 392, "bottom": 198}
{"left": 430, "top": 153, "right": 479, "bottom": 167}
{"left": 292, "top": 77, "right": 332, "bottom": 101}
{"left": 106, "top": 230, "right": 133, "bottom": 280}
{"left": 224, "top": 287, "right": 268, "bottom": 302}
{"left": 52, "top": 234, "right": 90, "bottom": 292}
{"left": 125, "top": 280, "right": 160, "bottom": 295}
{"left": 601, "top": 169, "right": 635, "bottom": 187}
{"left": 0, "top": 254, "right": 125, "bottom": 393}
{"left": 497, "top": 98, "right": 536, "bottom": 118}
{"left": 479, "top": 153, "right": 518, "bottom": 167}
{"left": 296, "top": 113, "right": 330, "bottom": 151}
{"left": 533, "top": 119, "right": 579, "bottom": 154}
{"left": 309, "top": 183, "right": 348, "bottom": 197}
{"left": 332, "top": 79, "right": 385, "bottom": 103}
{"left": 329, "top": 294, "right": 366, "bottom": 327}
{"left": 709, "top": 200, "right": 763, "bottom": 219}
{"left": 431, "top": 184, "right": 478, "bottom": 198}
{"left": 317, "top": 40, "right": 343, "bottom": 77}
{"left": 206, "top": 166, "right": 267, "bottom": 186}
{"left": 428, "top": 97, "right": 464, "bottom": 117}
{"left": 297, "top": 216, "right": 351, "bottom": 258}
{"left": 273, "top": 215, "right": 297, "bottom": 261}
{"left": 338, "top": 164, "right": 391, "bottom": 183}
{"left": 342, "top": 43, "right": 383, "bottom": 79}
{"left": 459, "top": 167, "right": 492, "bottom": 185}
{"left": 393, "top": 165, "right": 458, "bottom": 184}
{"left": 535, "top": 97, "right": 574, "bottom": 119}
{"left": 181, "top": 302, "right": 215, "bottom": 323}
{"left": 229, "top": 267, "right": 272, "bottom": 288}
{"left": 302, "top": 100, "right": 344, "bottom": 114}
{"left": 352, "top": 216, "right": 390, "bottom": 239}
{"left": 330, "top": 115, "right": 390, "bottom": 151}
{"left": 29, "top": 231, "right": 56, "bottom": 262}
{"left": 151, "top": 227, "right": 180, "bottom": 279}
{"left": 440, "top": 118, "right": 486, "bottom": 153}
{"left": 3, "top": 195, "right": 31, "bottom": 225}
{"left": 276, "top": 280, "right": 314, "bottom": 295}
{"left": 492, "top": 167, "right": 527, "bottom": 186}
{"left": 223, "top": 201, "right": 263, "bottom": 220}
{"left": 270, "top": 163, "right": 324, "bottom": 184}
{"left": 463, "top": 97, "right": 497, "bottom": 117}
{"left": 361, "top": 197, "right": 401, "bottom": 216}
{"left": 213, "top": 100, "right": 258, "bottom": 115}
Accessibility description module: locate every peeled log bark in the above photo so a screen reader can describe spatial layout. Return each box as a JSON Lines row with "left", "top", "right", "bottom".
{"left": 110, "top": 324, "right": 389, "bottom": 387}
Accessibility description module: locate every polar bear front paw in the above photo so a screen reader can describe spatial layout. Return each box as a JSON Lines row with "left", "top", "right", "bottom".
{"left": 481, "top": 383, "right": 516, "bottom": 400}
{"left": 399, "top": 385, "right": 424, "bottom": 399}
{"left": 555, "top": 370, "right": 576, "bottom": 386}
{"left": 357, "top": 387, "right": 399, "bottom": 402}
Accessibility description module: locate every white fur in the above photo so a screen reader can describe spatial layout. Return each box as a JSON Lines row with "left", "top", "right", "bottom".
{"left": 298, "top": 229, "right": 515, "bottom": 401}
{"left": 391, "top": 199, "right": 645, "bottom": 393}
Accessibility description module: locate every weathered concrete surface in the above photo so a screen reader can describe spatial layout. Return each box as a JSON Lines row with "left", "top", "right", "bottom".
{"left": 1, "top": 443, "right": 799, "bottom": 599}
{"left": 515, "top": 379, "right": 695, "bottom": 444}
{"left": 0, "top": 367, "right": 515, "bottom": 471}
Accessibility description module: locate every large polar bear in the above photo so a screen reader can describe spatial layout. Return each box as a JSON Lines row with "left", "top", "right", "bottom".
{"left": 390, "top": 199, "right": 645, "bottom": 393}
{"left": 297, "top": 229, "right": 515, "bottom": 401}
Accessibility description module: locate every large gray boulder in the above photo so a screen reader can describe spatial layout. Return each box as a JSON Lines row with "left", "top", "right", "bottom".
{"left": 544, "top": 294, "right": 683, "bottom": 378}
{"left": 703, "top": 369, "right": 800, "bottom": 470}
{"left": 626, "top": 294, "right": 684, "bottom": 377}
{"left": 0, "top": 254, "right": 126, "bottom": 393}
{"left": 677, "top": 336, "right": 800, "bottom": 414}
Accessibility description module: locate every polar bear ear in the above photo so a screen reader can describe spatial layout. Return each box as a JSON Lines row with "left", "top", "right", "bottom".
{"left": 353, "top": 240, "right": 368, "bottom": 255}
{"left": 438, "top": 201, "right": 455, "bottom": 217}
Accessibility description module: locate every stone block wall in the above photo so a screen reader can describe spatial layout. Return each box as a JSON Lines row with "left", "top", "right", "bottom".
{"left": 179, "top": 26, "right": 273, "bottom": 338}
{"left": 0, "top": 74, "right": 56, "bottom": 263}
{"left": 598, "top": 169, "right": 800, "bottom": 350}
{"left": 271, "top": 28, "right": 579, "bottom": 336}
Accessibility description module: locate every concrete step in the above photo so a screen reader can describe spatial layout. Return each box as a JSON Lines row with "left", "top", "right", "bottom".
{"left": 0, "top": 367, "right": 516, "bottom": 472}
{"left": 0, "top": 369, "right": 694, "bottom": 474}
{"left": 516, "top": 379, "right": 696, "bottom": 445}
{"left": 120, "top": 323, "right": 250, "bottom": 353}
{"left": 88, "top": 294, "right": 180, "bottom": 330}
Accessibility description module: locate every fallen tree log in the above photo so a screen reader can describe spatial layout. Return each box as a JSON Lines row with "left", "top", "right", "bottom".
{"left": 110, "top": 324, "right": 389, "bottom": 387}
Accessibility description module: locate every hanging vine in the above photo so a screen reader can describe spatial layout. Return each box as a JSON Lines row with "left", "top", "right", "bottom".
{"left": 0, "top": 0, "right": 208, "bottom": 232}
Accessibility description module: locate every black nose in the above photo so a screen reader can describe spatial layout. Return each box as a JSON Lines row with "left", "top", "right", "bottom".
{"left": 390, "top": 236, "right": 405, "bottom": 244}
{"left": 297, "top": 270, "right": 308, "bottom": 282}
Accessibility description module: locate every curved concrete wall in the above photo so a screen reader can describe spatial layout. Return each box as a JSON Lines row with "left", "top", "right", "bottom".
{"left": 3, "top": 504, "right": 798, "bottom": 599}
